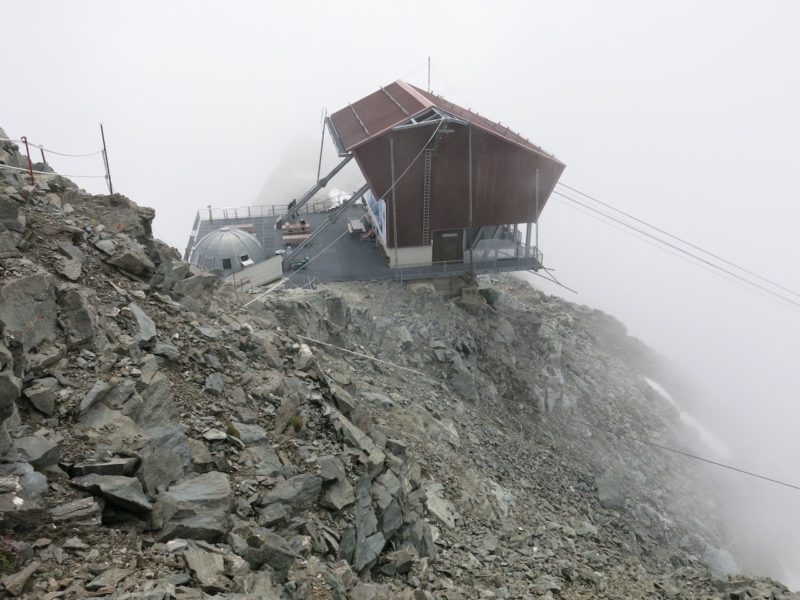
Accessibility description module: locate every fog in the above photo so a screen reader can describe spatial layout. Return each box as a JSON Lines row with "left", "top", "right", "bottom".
{"left": 4, "top": 0, "right": 800, "bottom": 588}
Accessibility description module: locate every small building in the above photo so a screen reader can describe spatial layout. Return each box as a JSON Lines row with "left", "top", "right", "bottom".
{"left": 184, "top": 79, "right": 565, "bottom": 287}
{"left": 326, "top": 80, "right": 565, "bottom": 269}
{"left": 189, "top": 227, "right": 267, "bottom": 277}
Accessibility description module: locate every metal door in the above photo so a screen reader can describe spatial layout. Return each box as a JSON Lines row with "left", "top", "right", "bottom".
{"left": 433, "top": 230, "right": 463, "bottom": 263}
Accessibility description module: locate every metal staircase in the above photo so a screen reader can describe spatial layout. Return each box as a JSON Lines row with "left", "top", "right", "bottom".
{"left": 422, "top": 149, "right": 433, "bottom": 245}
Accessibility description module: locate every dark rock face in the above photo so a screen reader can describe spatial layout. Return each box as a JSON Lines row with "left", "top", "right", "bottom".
{"left": 260, "top": 474, "right": 322, "bottom": 513}
{"left": 153, "top": 472, "right": 233, "bottom": 542}
{"left": 70, "top": 474, "right": 152, "bottom": 513}
{"left": 0, "top": 273, "right": 58, "bottom": 352}
{"left": 58, "top": 286, "right": 98, "bottom": 349}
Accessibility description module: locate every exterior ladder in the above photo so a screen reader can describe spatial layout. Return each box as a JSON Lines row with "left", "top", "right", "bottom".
{"left": 422, "top": 149, "right": 433, "bottom": 245}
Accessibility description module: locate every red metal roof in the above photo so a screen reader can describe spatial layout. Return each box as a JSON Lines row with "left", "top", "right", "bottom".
{"left": 329, "top": 80, "right": 563, "bottom": 165}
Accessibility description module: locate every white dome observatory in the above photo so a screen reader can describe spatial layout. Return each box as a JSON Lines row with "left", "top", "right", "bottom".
{"left": 189, "top": 227, "right": 266, "bottom": 276}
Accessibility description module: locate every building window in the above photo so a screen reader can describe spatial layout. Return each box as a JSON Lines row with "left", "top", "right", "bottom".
{"left": 222, "top": 258, "right": 232, "bottom": 270}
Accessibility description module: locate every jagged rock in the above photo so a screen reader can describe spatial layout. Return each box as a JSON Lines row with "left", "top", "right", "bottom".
{"left": 353, "top": 532, "right": 385, "bottom": 572}
{"left": 229, "top": 421, "right": 268, "bottom": 445}
{"left": 22, "top": 377, "right": 58, "bottom": 416}
{"left": 334, "top": 413, "right": 375, "bottom": 456}
{"left": 242, "top": 529, "right": 299, "bottom": 580}
{"left": 55, "top": 255, "right": 81, "bottom": 281}
{"left": 202, "top": 429, "right": 227, "bottom": 442}
{"left": 72, "top": 457, "right": 139, "bottom": 477}
{"left": 0, "top": 273, "right": 58, "bottom": 352}
{"left": 372, "top": 471, "right": 403, "bottom": 539}
{"left": 85, "top": 567, "right": 132, "bottom": 591}
{"left": 331, "top": 384, "right": 357, "bottom": 416}
{"left": 380, "top": 545, "right": 416, "bottom": 576}
{"left": 83, "top": 194, "right": 154, "bottom": 240}
{"left": 0, "top": 462, "right": 48, "bottom": 521}
{"left": 57, "top": 286, "right": 97, "bottom": 348}
{"left": 1, "top": 561, "right": 39, "bottom": 596}
{"left": 596, "top": 471, "right": 625, "bottom": 511}
{"left": 320, "top": 479, "right": 355, "bottom": 512}
{"left": 0, "top": 196, "right": 22, "bottom": 230}
{"left": 172, "top": 272, "right": 218, "bottom": 299}
{"left": 130, "top": 302, "right": 156, "bottom": 345}
{"left": 14, "top": 436, "right": 60, "bottom": 468}
{"left": 258, "top": 502, "right": 289, "bottom": 527}
{"left": 78, "top": 402, "right": 144, "bottom": 444}
{"left": 184, "top": 543, "right": 228, "bottom": 592}
{"left": 317, "top": 454, "right": 346, "bottom": 482}
{"left": 49, "top": 496, "right": 105, "bottom": 525}
{"left": 349, "top": 581, "right": 390, "bottom": 600}
{"left": 246, "top": 445, "right": 283, "bottom": 478}
{"left": 0, "top": 370, "right": 21, "bottom": 421}
{"left": 274, "top": 396, "right": 300, "bottom": 434}
{"left": 385, "top": 438, "right": 408, "bottom": 458}
{"left": 187, "top": 438, "right": 214, "bottom": 473}
{"left": 57, "top": 241, "right": 84, "bottom": 263}
{"left": 153, "top": 471, "right": 233, "bottom": 542}
{"left": 70, "top": 474, "right": 152, "bottom": 513}
{"left": 422, "top": 481, "right": 457, "bottom": 529}
{"left": 94, "top": 238, "right": 117, "bottom": 255}
{"left": 78, "top": 380, "right": 112, "bottom": 416}
{"left": 295, "top": 344, "right": 314, "bottom": 370}
{"left": 25, "top": 342, "right": 66, "bottom": 377}
{"left": 260, "top": 474, "right": 321, "bottom": 513}
{"left": 136, "top": 426, "right": 192, "bottom": 493}
{"left": 204, "top": 372, "right": 224, "bottom": 396}
{"left": 238, "top": 570, "right": 282, "bottom": 599}
{"left": 363, "top": 392, "right": 394, "bottom": 409}
{"left": 153, "top": 341, "right": 180, "bottom": 361}
{"left": 532, "top": 575, "right": 563, "bottom": 594}
{"left": 105, "top": 234, "right": 155, "bottom": 276}
{"left": 135, "top": 371, "right": 178, "bottom": 429}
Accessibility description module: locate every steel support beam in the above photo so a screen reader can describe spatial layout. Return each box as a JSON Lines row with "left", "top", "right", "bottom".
{"left": 276, "top": 155, "right": 353, "bottom": 228}
{"left": 282, "top": 183, "right": 370, "bottom": 267}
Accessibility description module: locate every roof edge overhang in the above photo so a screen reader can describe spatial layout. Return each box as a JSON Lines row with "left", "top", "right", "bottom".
{"left": 343, "top": 106, "right": 431, "bottom": 152}
{"left": 329, "top": 79, "right": 566, "bottom": 168}
{"left": 325, "top": 116, "right": 349, "bottom": 156}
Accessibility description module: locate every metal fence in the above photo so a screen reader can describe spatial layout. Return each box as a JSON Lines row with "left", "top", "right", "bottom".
{"left": 393, "top": 252, "right": 543, "bottom": 282}
{"left": 195, "top": 196, "right": 351, "bottom": 223}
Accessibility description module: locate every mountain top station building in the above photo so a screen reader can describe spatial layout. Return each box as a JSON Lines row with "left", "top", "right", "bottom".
{"left": 185, "top": 80, "right": 564, "bottom": 290}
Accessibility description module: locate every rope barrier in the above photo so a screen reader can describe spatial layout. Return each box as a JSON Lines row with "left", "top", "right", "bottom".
{"left": 1, "top": 135, "right": 103, "bottom": 157}
{"left": 30, "top": 143, "right": 104, "bottom": 158}
{"left": 0, "top": 163, "right": 106, "bottom": 179}
{"left": 297, "top": 334, "right": 429, "bottom": 377}
{"left": 568, "top": 416, "right": 800, "bottom": 492}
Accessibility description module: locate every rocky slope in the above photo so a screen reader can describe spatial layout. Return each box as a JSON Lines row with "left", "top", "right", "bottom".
{"left": 0, "top": 128, "right": 795, "bottom": 599}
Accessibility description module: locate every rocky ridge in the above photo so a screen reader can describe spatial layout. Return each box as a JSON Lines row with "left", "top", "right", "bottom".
{"left": 0, "top": 128, "right": 795, "bottom": 599}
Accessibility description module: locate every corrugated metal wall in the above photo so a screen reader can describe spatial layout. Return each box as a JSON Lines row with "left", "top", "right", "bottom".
{"left": 354, "top": 123, "right": 564, "bottom": 249}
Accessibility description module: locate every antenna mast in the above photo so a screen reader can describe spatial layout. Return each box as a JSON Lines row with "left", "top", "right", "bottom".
{"left": 427, "top": 57, "right": 431, "bottom": 92}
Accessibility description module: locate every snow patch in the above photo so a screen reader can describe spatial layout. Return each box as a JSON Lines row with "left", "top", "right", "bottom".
{"left": 646, "top": 378, "right": 733, "bottom": 459}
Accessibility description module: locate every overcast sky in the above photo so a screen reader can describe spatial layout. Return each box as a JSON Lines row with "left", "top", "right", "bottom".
{"left": 5, "top": 0, "right": 800, "bottom": 587}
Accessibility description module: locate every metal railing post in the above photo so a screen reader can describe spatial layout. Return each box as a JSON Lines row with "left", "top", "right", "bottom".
{"left": 100, "top": 123, "right": 113, "bottom": 194}
{"left": 20, "top": 136, "right": 34, "bottom": 185}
